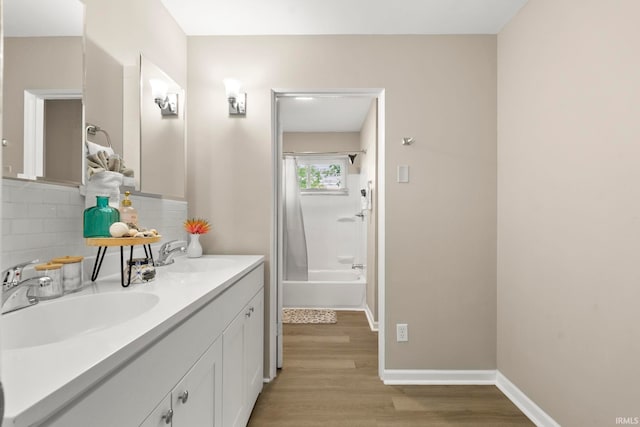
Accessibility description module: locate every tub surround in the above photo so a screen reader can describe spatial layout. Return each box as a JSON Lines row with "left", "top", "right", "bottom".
{"left": 1, "top": 255, "right": 264, "bottom": 426}
{"left": 299, "top": 174, "right": 365, "bottom": 272}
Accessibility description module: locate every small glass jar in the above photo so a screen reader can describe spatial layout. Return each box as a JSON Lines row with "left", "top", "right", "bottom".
{"left": 124, "top": 258, "right": 156, "bottom": 284}
{"left": 83, "top": 195, "right": 120, "bottom": 238}
{"left": 51, "top": 256, "right": 84, "bottom": 293}
{"left": 34, "top": 262, "right": 64, "bottom": 299}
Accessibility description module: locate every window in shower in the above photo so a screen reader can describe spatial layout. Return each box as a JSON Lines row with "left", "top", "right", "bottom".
{"left": 296, "top": 156, "right": 348, "bottom": 194}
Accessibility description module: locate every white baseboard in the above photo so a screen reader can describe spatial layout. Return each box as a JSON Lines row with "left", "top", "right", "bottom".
{"left": 364, "top": 305, "right": 379, "bottom": 331}
{"left": 496, "top": 371, "right": 560, "bottom": 427}
{"left": 383, "top": 369, "right": 496, "bottom": 385}
{"left": 382, "top": 370, "right": 559, "bottom": 426}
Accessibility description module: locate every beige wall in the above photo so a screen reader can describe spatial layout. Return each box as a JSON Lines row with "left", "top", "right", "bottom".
{"left": 85, "top": 38, "right": 124, "bottom": 155}
{"left": 188, "top": 35, "right": 497, "bottom": 370}
{"left": 2, "top": 37, "right": 82, "bottom": 178}
{"left": 44, "top": 99, "right": 83, "bottom": 182}
{"left": 359, "top": 100, "right": 378, "bottom": 321}
{"left": 84, "top": 0, "right": 186, "bottom": 88}
{"left": 497, "top": 1, "right": 640, "bottom": 425}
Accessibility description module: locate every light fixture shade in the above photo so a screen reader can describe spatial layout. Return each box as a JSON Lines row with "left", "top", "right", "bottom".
{"left": 223, "top": 78, "right": 246, "bottom": 116}
{"left": 223, "top": 78, "right": 242, "bottom": 99}
{"left": 149, "top": 79, "right": 168, "bottom": 100}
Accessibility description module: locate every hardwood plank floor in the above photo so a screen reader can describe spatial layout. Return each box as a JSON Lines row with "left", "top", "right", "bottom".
{"left": 248, "top": 311, "right": 533, "bottom": 426}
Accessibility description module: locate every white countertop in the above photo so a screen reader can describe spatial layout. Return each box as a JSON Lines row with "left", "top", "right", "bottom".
{"left": 1, "top": 254, "right": 264, "bottom": 427}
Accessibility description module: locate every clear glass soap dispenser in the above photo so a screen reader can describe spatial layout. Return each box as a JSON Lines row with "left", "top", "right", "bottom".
{"left": 119, "top": 191, "right": 138, "bottom": 227}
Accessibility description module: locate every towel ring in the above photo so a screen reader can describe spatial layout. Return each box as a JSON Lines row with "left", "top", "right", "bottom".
{"left": 85, "top": 124, "right": 113, "bottom": 149}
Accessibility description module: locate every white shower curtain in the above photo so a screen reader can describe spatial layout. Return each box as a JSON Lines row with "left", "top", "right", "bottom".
{"left": 283, "top": 157, "right": 308, "bottom": 281}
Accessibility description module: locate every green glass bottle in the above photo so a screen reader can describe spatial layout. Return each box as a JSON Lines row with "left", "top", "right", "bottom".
{"left": 83, "top": 196, "right": 120, "bottom": 238}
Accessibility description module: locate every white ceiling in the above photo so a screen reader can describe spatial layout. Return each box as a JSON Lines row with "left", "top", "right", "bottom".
{"left": 279, "top": 96, "right": 376, "bottom": 133}
{"left": 4, "top": 0, "right": 528, "bottom": 37}
{"left": 4, "top": 0, "right": 83, "bottom": 37}
{"left": 160, "top": 0, "right": 528, "bottom": 36}
{"left": 4, "top": 0, "right": 528, "bottom": 132}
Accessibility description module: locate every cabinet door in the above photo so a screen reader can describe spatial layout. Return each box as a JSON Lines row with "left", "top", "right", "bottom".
{"left": 140, "top": 394, "right": 172, "bottom": 427}
{"left": 245, "top": 289, "right": 264, "bottom": 407}
{"left": 173, "top": 337, "right": 223, "bottom": 427}
{"left": 222, "top": 309, "right": 247, "bottom": 427}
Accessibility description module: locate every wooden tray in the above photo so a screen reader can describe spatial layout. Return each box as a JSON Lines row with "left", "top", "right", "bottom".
{"left": 85, "top": 236, "right": 162, "bottom": 247}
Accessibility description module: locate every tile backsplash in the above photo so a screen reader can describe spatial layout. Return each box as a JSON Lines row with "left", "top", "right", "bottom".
{"left": 1, "top": 179, "right": 187, "bottom": 279}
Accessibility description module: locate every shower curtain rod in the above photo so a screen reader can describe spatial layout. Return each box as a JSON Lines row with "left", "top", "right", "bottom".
{"left": 282, "top": 149, "right": 366, "bottom": 157}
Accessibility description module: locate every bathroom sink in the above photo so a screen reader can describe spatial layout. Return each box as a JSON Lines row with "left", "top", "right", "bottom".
{"left": 1, "top": 292, "right": 159, "bottom": 350}
{"left": 165, "top": 257, "right": 239, "bottom": 274}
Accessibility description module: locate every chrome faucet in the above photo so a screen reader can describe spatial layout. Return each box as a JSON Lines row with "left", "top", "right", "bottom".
{"left": 2, "top": 260, "right": 52, "bottom": 314}
{"left": 352, "top": 264, "right": 365, "bottom": 270}
{"left": 155, "top": 240, "right": 187, "bottom": 266}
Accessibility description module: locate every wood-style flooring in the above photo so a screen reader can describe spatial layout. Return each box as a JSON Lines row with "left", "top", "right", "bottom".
{"left": 248, "top": 311, "right": 533, "bottom": 426}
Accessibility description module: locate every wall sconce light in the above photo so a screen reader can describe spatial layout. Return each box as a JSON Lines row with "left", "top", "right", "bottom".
{"left": 149, "top": 78, "right": 178, "bottom": 116}
{"left": 223, "top": 78, "right": 246, "bottom": 116}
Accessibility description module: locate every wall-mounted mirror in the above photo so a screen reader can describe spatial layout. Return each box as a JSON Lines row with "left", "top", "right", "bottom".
{"left": 83, "top": 0, "right": 187, "bottom": 199}
{"left": 140, "top": 56, "right": 186, "bottom": 198}
{"left": 2, "top": 0, "right": 84, "bottom": 184}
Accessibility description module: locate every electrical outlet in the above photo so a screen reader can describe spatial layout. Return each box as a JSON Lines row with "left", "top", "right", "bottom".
{"left": 396, "top": 323, "right": 408, "bottom": 342}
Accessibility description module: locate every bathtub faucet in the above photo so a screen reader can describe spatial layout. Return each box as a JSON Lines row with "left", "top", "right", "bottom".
{"left": 351, "top": 264, "right": 365, "bottom": 270}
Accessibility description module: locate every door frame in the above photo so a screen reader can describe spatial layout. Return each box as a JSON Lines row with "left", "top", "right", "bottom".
{"left": 269, "top": 88, "right": 386, "bottom": 380}
{"left": 21, "top": 89, "right": 82, "bottom": 180}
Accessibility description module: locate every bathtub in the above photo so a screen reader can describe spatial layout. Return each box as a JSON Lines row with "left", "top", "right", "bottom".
{"left": 283, "top": 269, "right": 366, "bottom": 309}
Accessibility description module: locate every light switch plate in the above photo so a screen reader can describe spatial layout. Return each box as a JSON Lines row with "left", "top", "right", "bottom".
{"left": 397, "top": 165, "right": 409, "bottom": 183}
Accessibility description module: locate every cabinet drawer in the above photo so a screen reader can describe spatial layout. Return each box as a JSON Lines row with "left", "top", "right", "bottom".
{"left": 219, "top": 264, "right": 264, "bottom": 327}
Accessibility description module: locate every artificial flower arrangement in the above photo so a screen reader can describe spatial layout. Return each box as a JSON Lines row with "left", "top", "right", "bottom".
{"left": 184, "top": 218, "right": 211, "bottom": 235}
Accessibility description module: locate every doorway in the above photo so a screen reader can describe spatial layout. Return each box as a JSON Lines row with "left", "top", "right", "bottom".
{"left": 20, "top": 89, "right": 82, "bottom": 182}
{"left": 270, "top": 89, "right": 386, "bottom": 379}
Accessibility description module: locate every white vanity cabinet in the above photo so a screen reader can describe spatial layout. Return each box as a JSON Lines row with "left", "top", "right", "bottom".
{"left": 141, "top": 337, "right": 222, "bottom": 427}
{"left": 222, "top": 289, "right": 264, "bottom": 427}
{"left": 37, "top": 263, "right": 264, "bottom": 427}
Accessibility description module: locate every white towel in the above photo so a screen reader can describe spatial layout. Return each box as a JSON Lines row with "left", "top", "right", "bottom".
{"left": 86, "top": 140, "right": 115, "bottom": 157}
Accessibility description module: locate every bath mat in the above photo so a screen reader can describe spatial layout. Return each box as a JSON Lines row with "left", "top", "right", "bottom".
{"left": 282, "top": 309, "right": 337, "bottom": 324}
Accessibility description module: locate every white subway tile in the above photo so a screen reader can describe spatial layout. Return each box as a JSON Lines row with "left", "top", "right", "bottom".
{"left": 12, "top": 218, "right": 44, "bottom": 234}
{"left": 3, "top": 202, "right": 28, "bottom": 219}
{"left": 68, "top": 193, "right": 85, "bottom": 206}
{"left": 41, "top": 188, "right": 70, "bottom": 204}
{"left": 2, "top": 180, "right": 188, "bottom": 271}
{"left": 21, "top": 187, "right": 45, "bottom": 204}
{"left": 29, "top": 203, "right": 58, "bottom": 218}
{"left": 57, "top": 204, "right": 82, "bottom": 218}
{"left": 2, "top": 219, "right": 12, "bottom": 236}
{"left": 1, "top": 186, "right": 13, "bottom": 203}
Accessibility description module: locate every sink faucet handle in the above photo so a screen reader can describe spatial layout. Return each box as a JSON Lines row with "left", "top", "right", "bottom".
{"left": 156, "top": 240, "right": 188, "bottom": 266}
{"left": 2, "top": 259, "right": 39, "bottom": 289}
{"left": 160, "top": 240, "right": 187, "bottom": 254}
{"left": 160, "top": 240, "right": 180, "bottom": 252}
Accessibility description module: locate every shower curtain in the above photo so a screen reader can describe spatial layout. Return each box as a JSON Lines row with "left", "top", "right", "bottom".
{"left": 283, "top": 157, "right": 308, "bottom": 281}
